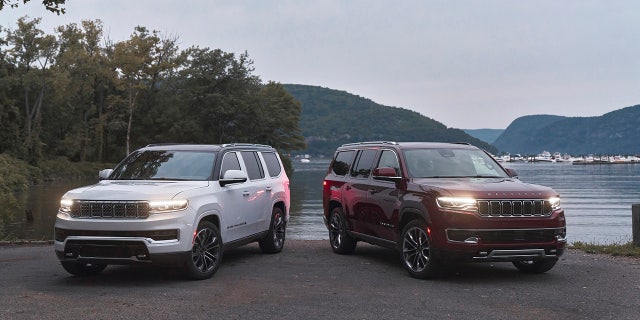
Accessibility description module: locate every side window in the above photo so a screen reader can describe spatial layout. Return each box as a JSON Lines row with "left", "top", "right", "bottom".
{"left": 350, "top": 149, "right": 377, "bottom": 178}
{"left": 220, "top": 152, "right": 241, "bottom": 178}
{"left": 377, "top": 149, "right": 401, "bottom": 176}
{"left": 241, "top": 151, "right": 265, "bottom": 180}
{"left": 331, "top": 150, "right": 355, "bottom": 176}
{"left": 261, "top": 152, "right": 282, "bottom": 177}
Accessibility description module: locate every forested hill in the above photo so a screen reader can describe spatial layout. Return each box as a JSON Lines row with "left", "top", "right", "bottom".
{"left": 493, "top": 105, "right": 640, "bottom": 154}
{"left": 283, "top": 84, "right": 497, "bottom": 156}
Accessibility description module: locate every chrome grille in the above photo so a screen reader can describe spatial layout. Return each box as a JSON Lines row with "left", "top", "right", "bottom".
{"left": 477, "top": 199, "right": 553, "bottom": 217}
{"left": 70, "top": 201, "right": 150, "bottom": 219}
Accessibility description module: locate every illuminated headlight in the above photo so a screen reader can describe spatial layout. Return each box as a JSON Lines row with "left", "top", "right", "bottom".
{"left": 60, "top": 198, "right": 74, "bottom": 213}
{"left": 436, "top": 197, "right": 477, "bottom": 211}
{"left": 149, "top": 199, "right": 188, "bottom": 213}
{"left": 548, "top": 197, "right": 561, "bottom": 210}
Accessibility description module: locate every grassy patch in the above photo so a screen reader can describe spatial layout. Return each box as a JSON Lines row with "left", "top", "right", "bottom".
{"left": 570, "top": 241, "right": 640, "bottom": 258}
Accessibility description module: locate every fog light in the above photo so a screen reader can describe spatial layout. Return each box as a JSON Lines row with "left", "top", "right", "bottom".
{"left": 464, "top": 237, "right": 479, "bottom": 244}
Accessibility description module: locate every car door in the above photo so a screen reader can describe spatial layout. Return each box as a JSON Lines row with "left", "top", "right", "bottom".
{"left": 238, "top": 151, "right": 271, "bottom": 236}
{"left": 344, "top": 149, "right": 378, "bottom": 235}
{"left": 366, "top": 149, "right": 404, "bottom": 241}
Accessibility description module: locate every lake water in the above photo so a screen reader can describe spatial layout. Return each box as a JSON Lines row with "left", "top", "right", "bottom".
{"left": 2, "top": 160, "right": 639, "bottom": 244}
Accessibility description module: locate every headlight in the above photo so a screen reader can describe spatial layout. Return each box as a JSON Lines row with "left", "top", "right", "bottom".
{"left": 149, "top": 199, "right": 188, "bottom": 213}
{"left": 436, "top": 197, "right": 477, "bottom": 211}
{"left": 60, "top": 198, "right": 74, "bottom": 213}
{"left": 548, "top": 197, "right": 561, "bottom": 210}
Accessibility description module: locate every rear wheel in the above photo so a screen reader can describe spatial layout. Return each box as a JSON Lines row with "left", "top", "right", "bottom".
{"left": 60, "top": 261, "right": 107, "bottom": 276}
{"left": 184, "top": 221, "right": 222, "bottom": 280}
{"left": 512, "top": 259, "right": 558, "bottom": 274}
{"left": 259, "top": 206, "right": 286, "bottom": 253}
{"left": 400, "top": 220, "right": 438, "bottom": 279}
{"left": 328, "top": 207, "right": 356, "bottom": 254}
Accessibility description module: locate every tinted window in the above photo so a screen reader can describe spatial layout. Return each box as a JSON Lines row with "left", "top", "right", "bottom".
{"left": 261, "top": 152, "right": 282, "bottom": 177}
{"left": 110, "top": 150, "right": 215, "bottom": 181}
{"left": 377, "top": 149, "right": 401, "bottom": 176}
{"left": 241, "top": 151, "right": 265, "bottom": 180}
{"left": 220, "top": 152, "right": 241, "bottom": 178}
{"left": 350, "top": 149, "right": 377, "bottom": 178}
{"left": 332, "top": 150, "right": 355, "bottom": 176}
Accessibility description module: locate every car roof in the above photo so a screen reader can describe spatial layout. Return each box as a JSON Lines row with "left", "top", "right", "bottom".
{"left": 337, "top": 141, "right": 477, "bottom": 150}
{"left": 140, "top": 143, "right": 275, "bottom": 152}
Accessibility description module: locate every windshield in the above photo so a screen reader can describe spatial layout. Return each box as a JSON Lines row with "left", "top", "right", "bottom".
{"left": 403, "top": 148, "right": 508, "bottom": 178}
{"left": 110, "top": 150, "right": 216, "bottom": 181}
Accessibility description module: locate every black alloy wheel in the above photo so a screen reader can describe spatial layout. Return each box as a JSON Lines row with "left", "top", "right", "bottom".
{"left": 401, "top": 220, "right": 438, "bottom": 279}
{"left": 328, "top": 207, "right": 356, "bottom": 254}
{"left": 259, "top": 206, "right": 287, "bottom": 253}
{"left": 185, "top": 221, "right": 222, "bottom": 280}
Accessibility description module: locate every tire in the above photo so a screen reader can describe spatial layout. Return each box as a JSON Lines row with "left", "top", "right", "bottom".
{"left": 512, "top": 259, "right": 558, "bottom": 274}
{"left": 328, "top": 207, "right": 356, "bottom": 254}
{"left": 400, "top": 220, "right": 438, "bottom": 279}
{"left": 259, "top": 206, "right": 287, "bottom": 254}
{"left": 60, "top": 261, "right": 107, "bottom": 276}
{"left": 184, "top": 221, "right": 223, "bottom": 280}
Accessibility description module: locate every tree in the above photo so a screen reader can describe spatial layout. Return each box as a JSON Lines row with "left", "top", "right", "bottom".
{"left": 0, "top": 0, "right": 66, "bottom": 15}
{"left": 5, "top": 17, "right": 58, "bottom": 163}
{"left": 47, "top": 20, "right": 113, "bottom": 162}
{"left": 252, "top": 82, "right": 305, "bottom": 151}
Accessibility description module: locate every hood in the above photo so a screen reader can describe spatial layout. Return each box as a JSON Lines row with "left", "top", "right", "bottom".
{"left": 62, "top": 180, "right": 210, "bottom": 200}
{"left": 413, "top": 177, "right": 557, "bottom": 198}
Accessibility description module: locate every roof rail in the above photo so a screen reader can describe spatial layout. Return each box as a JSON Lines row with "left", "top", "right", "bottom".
{"left": 341, "top": 141, "right": 398, "bottom": 147}
{"left": 453, "top": 142, "right": 472, "bottom": 146}
{"left": 145, "top": 143, "right": 184, "bottom": 147}
{"left": 221, "top": 143, "right": 273, "bottom": 148}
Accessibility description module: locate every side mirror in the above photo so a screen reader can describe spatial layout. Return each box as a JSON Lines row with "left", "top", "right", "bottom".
{"left": 98, "top": 169, "right": 113, "bottom": 180}
{"left": 372, "top": 167, "right": 402, "bottom": 183}
{"left": 505, "top": 168, "right": 518, "bottom": 178}
{"left": 219, "top": 169, "right": 248, "bottom": 186}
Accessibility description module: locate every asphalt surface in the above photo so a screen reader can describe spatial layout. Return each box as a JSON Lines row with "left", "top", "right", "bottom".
{"left": 1, "top": 240, "right": 639, "bottom": 320}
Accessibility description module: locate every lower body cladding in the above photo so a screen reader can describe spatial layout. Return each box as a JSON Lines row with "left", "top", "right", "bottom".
{"left": 437, "top": 227, "right": 567, "bottom": 262}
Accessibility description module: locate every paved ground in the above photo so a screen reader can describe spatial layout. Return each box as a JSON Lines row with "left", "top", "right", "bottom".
{"left": 1, "top": 240, "right": 639, "bottom": 320}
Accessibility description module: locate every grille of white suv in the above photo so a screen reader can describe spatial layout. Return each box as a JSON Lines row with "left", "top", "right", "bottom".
{"left": 477, "top": 199, "right": 553, "bottom": 217}
{"left": 70, "top": 201, "right": 150, "bottom": 219}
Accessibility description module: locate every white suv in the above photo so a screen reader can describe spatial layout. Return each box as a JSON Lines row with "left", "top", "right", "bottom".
{"left": 54, "top": 143, "right": 290, "bottom": 279}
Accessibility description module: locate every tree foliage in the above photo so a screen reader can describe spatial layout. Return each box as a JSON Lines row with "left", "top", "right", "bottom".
{"left": 0, "top": 0, "right": 66, "bottom": 14}
{"left": 0, "top": 17, "right": 306, "bottom": 165}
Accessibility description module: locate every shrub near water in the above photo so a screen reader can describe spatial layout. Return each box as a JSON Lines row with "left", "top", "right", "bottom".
{"left": 0, "top": 154, "right": 36, "bottom": 237}
{"left": 0, "top": 155, "right": 111, "bottom": 238}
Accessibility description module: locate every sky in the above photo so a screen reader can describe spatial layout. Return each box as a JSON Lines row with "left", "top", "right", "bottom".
{"left": 2, "top": 0, "right": 639, "bottom": 129}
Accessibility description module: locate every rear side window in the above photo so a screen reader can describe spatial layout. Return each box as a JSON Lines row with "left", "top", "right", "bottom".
{"left": 332, "top": 150, "right": 355, "bottom": 176}
{"left": 350, "top": 149, "right": 377, "bottom": 178}
{"left": 241, "top": 151, "right": 265, "bottom": 180}
{"left": 261, "top": 152, "right": 282, "bottom": 177}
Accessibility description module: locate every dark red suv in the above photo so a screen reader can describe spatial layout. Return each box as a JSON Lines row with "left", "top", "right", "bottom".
{"left": 322, "top": 141, "right": 566, "bottom": 278}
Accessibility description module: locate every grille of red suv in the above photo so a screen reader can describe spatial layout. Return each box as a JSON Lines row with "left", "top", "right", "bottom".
{"left": 477, "top": 199, "right": 553, "bottom": 217}
{"left": 70, "top": 201, "right": 150, "bottom": 219}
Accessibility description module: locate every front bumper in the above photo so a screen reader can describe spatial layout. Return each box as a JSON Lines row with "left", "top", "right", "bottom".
{"left": 54, "top": 209, "right": 196, "bottom": 265}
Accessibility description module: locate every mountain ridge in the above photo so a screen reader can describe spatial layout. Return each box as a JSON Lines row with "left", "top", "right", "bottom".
{"left": 283, "top": 84, "right": 497, "bottom": 155}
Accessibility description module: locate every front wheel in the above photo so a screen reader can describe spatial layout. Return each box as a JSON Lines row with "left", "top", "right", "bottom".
{"left": 400, "top": 220, "right": 438, "bottom": 279}
{"left": 259, "top": 206, "right": 286, "bottom": 253}
{"left": 512, "top": 259, "right": 558, "bottom": 274}
{"left": 60, "top": 261, "right": 107, "bottom": 276}
{"left": 184, "top": 221, "right": 223, "bottom": 280}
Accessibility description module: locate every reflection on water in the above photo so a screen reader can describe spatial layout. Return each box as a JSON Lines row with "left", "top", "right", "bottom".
{"left": 3, "top": 160, "right": 639, "bottom": 244}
